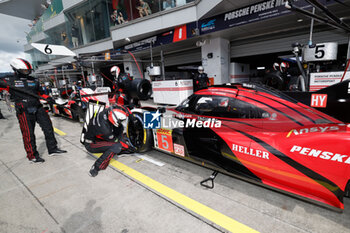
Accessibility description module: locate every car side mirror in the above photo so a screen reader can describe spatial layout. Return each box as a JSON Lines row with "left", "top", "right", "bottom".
{"left": 262, "top": 112, "right": 270, "bottom": 118}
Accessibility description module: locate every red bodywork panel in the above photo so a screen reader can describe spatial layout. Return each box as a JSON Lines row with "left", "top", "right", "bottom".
{"left": 161, "top": 85, "right": 350, "bottom": 209}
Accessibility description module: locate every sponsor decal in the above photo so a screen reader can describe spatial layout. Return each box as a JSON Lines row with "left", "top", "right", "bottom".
{"left": 290, "top": 145, "right": 350, "bottom": 164}
{"left": 124, "top": 36, "right": 157, "bottom": 50}
{"left": 144, "top": 111, "right": 222, "bottom": 129}
{"left": 14, "top": 81, "right": 24, "bottom": 88}
{"left": 224, "top": 0, "right": 283, "bottom": 22}
{"left": 174, "top": 143, "right": 185, "bottom": 157}
{"left": 286, "top": 125, "right": 340, "bottom": 138}
{"left": 232, "top": 143, "right": 269, "bottom": 159}
{"left": 162, "top": 117, "right": 221, "bottom": 128}
{"left": 173, "top": 25, "right": 187, "bottom": 42}
{"left": 201, "top": 19, "right": 216, "bottom": 32}
{"left": 311, "top": 94, "right": 328, "bottom": 108}
{"left": 144, "top": 111, "right": 162, "bottom": 129}
{"left": 156, "top": 129, "right": 173, "bottom": 153}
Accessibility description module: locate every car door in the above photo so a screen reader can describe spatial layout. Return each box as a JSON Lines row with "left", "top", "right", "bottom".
{"left": 180, "top": 95, "right": 263, "bottom": 179}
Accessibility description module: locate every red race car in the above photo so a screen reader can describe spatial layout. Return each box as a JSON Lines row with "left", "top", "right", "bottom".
{"left": 128, "top": 83, "right": 350, "bottom": 210}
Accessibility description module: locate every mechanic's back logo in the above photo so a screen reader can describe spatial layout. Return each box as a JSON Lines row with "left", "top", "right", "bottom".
{"left": 143, "top": 111, "right": 161, "bottom": 129}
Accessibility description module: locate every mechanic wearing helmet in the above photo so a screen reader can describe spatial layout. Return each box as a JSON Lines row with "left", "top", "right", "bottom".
{"left": 84, "top": 104, "right": 137, "bottom": 177}
{"left": 110, "top": 65, "right": 133, "bottom": 106}
{"left": 193, "top": 66, "right": 209, "bottom": 92}
{"left": 0, "top": 58, "right": 67, "bottom": 163}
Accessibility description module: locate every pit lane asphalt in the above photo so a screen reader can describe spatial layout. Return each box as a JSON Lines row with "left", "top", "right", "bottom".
{"left": 0, "top": 101, "right": 349, "bottom": 233}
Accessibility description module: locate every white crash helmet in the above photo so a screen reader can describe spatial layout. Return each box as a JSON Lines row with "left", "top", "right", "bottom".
{"left": 10, "top": 58, "right": 32, "bottom": 75}
{"left": 108, "top": 105, "right": 130, "bottom": 127}
{"left": 272, "top": 62, "right": 280, "bottom": 71}
{"left": 198, "top": 66, "right": 204, "bottom": 72}
{"left": 280, "top": 62, "right": 289, "bottom": 73}
{"left": 110, "top": 65, "right": 120, "bottom": 78}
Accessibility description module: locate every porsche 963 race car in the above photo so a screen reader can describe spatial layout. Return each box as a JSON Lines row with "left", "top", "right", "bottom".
{"left": 127, "top": 83, "right": 350, "bottom": 210}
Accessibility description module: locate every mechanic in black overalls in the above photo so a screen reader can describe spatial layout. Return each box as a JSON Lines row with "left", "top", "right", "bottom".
{"left": 110, "top": 66, "right": 134, "bottom": 106}
{"left": 84, "top": 104, "right": 137, "bottom": 177}
{"left": 0, "top": 58, "right": 67, "bottom": 163}
{"left": 193, "top": 66, "right": 209, "bottom": 92}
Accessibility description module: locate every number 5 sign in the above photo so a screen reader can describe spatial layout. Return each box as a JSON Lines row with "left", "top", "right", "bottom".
{"left": 303, "top": 42, "right": 338, "bottom": 62}
{"left": 156, "top": 129, "right": 174, "bottom": 153}
{"left": 31, "top": 43, "right": 76, "bottom": 56}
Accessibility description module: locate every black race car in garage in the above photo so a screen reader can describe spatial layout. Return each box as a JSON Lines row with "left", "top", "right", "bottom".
{"left": 127, "top": 83, "right": 350, "bottom": 210}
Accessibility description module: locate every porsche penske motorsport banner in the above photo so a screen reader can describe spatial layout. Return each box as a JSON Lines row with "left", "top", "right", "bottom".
{"left": 199, "top": 0, "right": 339, "bottom": 35}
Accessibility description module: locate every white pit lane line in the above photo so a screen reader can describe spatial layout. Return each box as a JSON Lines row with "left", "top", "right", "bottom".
{"left": 135, "top": 153, "right": 165, "bottom": 167}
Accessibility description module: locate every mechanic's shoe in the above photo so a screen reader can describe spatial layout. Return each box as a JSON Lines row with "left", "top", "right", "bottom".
{"left": 48, "top": 148, "right": 67, "bottom": 156}
{"left": 89, "top": 166, "right": 99, "bottom": 177}
{"left": 29, "top": 156, "right": 45, "bottom": 163}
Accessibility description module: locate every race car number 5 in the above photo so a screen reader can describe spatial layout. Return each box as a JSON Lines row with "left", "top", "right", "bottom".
{"left": 157, "top": 132, "right": 174, "bottom": 153}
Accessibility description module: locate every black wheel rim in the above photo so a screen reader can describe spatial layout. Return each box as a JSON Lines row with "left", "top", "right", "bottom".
{"left": 128, "top": 116, "right": 144, "bottom": 149}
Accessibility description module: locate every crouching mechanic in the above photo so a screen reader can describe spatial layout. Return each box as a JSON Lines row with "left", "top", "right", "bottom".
{"left": 0, "top": 58, "right": 67, "bottom": 163}
{"left": 84, "top": 105, "right": 137, "bottom": 177}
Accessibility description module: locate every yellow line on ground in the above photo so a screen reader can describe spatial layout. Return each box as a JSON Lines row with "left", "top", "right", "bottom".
{"left": 54, "top": 128, "right": 66, "bottom": 136}
{"left": 93, "top": 153, "right": 259, "bottom": 233}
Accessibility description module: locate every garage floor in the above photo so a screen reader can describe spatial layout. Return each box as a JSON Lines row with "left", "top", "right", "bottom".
{"left": 0, "top": 101, "right": 349, "bottom": 233}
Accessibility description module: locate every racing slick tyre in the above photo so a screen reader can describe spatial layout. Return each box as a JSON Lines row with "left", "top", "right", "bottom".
{"left": 126, "top": 112, "right": 153, "bottom": 152}
{"left": 345, "top": 181, "right": 350, "bottom": 198}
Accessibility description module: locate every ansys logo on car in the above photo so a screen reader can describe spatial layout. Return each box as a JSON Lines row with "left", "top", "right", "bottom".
{"left": 143, "top": 111, "right": 222, "bottom": 129}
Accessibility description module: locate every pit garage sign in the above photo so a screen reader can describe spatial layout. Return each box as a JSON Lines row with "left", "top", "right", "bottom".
{"left": 31, "top": 43, "right": 76, "bottom": 56}
{"left": 309, "top": 71, "right": 350, "bottom": 92}
{"left": 303, "top": 43, "right": 338, "bottom": 62}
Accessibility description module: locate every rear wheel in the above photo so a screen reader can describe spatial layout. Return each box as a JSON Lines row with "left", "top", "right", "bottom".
{"left": 127, "top": 112, "right": 153, "bottom": 152}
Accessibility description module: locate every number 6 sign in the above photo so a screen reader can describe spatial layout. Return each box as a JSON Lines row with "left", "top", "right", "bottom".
{"left": 31, "top": 43, "right": 76, "bottom": 56}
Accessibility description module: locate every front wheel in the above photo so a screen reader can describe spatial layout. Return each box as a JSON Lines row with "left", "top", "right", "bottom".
{"left": 126, "top": 112, "right": 153, "bottom": 152}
